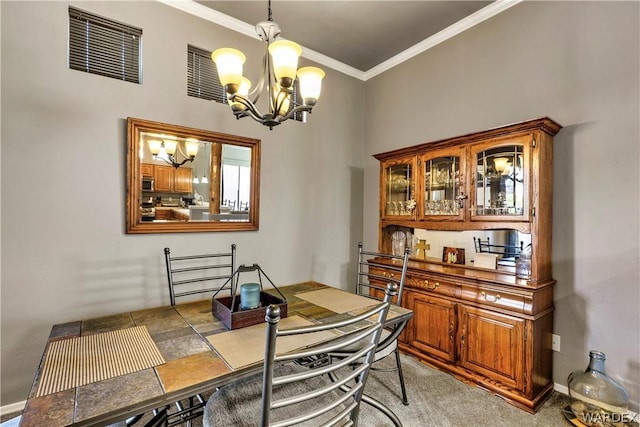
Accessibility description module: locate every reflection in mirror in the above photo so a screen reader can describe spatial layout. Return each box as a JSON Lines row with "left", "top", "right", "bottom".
{"left": 127, "top": 117, "right": 261, "bottom": 233}
{"left": 474, "top": 145, "right": 525, "bottom": 216}
{"left": 411, "top": 229, "right": 531, "bottom": 270}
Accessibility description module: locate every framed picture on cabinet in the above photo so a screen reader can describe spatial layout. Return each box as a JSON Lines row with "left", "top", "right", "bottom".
{"left": 442, "top": 247, "right": 465, "bottom": 265}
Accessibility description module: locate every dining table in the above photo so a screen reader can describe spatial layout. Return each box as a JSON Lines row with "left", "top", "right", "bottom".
{"left": 19, "top": 281, "right": 413, "bottom": 426}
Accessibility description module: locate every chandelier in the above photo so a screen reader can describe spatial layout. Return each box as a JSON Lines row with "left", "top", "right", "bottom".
{"left": 148, "top": 137, "right": 199, "bottom": 168}
{"left": 211, "top": 0, "right": 325, "bottom": 130}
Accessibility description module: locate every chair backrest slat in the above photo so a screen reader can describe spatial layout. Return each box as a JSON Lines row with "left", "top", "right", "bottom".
{"left": 356, "top": 242, "right": 409, "bottom": 306}
{"left": 164, "top": 244, "right": 236, "bottom": 305}
{"left": 260, "top": 283, "right": 397, "bottom": 427}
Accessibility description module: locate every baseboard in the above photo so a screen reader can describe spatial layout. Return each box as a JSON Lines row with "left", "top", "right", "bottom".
{"left": 553, "top": 382, "right": 569, "bottom": 396}
{"left": 0, "top": 401, "right": 25, "bottom": 416}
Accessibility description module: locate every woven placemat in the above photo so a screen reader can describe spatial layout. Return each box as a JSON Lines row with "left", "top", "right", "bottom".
{"left": 207, "top": 316, "right": 338, "bottom": 370}
{"left": 295, "top": 288, "right": 379, "bottom": 314}
{"left": 36, "top": 326, "right": 165, "bottom": 397}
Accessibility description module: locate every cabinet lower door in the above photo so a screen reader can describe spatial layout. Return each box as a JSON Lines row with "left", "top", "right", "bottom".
{"left": 458, "top": 305, "right": 525, "bottom": 391}
{"left": 408, "top": 292, "right": 456, "bottom": 362}
{"left": 154, "top": 165, "right": 174, "bottom": 192}
{"left": 174, "top": 168, "right": 193, "bottom": 193}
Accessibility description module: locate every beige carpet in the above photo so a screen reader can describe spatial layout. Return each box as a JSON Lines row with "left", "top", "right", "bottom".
{"left": 3, "top": 353, "right": 571, "bottom": 426}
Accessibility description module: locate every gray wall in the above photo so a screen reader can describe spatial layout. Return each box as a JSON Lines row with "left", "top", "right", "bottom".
{"left": 0, "top": 1, "right": 365, "bottom": 404}
{"left": 1, "top": 0, "right": 638, "bottom": 412}
{"left": 363, "top": 1, "right": 639, "bottom": 409}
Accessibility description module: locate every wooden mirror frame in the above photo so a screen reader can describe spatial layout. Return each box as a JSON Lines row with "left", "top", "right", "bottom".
{"left": 126, "top": 117, "right": 261, "bottom": 233}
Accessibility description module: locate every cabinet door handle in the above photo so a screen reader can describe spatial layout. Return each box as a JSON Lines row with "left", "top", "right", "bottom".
{"left": 480, "top": 291, "right": 501, "bottom": 302}
{"left": 456, "top": 192, "right": 468, "bottom": 209}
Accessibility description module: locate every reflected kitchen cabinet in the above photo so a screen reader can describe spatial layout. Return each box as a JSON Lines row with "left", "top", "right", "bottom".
{"left": 154, "top": 165, "right": 173, "bottom": 192}
{"left": 140, "top": 163, "right": 153, "bottom": 177}
{"left": 174, "top": 167, "right": 193, "bottom": 193}
{"left": 153, "top": 165, "right": 192, "bottom": 194}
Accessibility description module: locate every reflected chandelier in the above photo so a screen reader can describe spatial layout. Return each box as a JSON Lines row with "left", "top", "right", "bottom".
{"left": 148, "top": 137, "right": 199, "bottom": 168}
{"left": 211, "top": 0, "right": 325, "bottom": 130}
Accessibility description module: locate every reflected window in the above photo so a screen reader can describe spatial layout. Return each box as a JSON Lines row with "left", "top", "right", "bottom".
{"left": 221, "top": 145, "right": 251, "bottom": 210}
{"left": 222, "top": 164, "right": 250, "bottom": 209}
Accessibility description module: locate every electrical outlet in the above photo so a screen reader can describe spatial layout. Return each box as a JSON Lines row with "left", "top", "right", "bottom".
{"left": 552, "top": 334, "right": 561, "bottom": 352}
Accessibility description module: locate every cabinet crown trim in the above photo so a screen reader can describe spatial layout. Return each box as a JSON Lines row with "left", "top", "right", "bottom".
{"left": 373, "top": 117, "right": 561, "bottom": 161}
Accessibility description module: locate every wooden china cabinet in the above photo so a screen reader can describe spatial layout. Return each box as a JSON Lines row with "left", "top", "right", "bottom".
{"left": 372, "top": 117, "right": 562, "bottom": 413}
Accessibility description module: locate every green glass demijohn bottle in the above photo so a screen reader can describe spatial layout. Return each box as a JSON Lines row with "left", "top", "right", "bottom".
{"left": 567, "top": 350, "right": 630, "bottom": 426}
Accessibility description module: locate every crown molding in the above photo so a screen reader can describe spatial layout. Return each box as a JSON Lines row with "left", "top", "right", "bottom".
{"left": 157, "top": 0, "right": 521, "bottom": 82}
{"left": 364, "top": 0, "right": 523, "bottom": 80}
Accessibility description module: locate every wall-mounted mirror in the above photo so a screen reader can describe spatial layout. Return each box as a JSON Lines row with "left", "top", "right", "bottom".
{"left": 126, "top": 117, "right": 260, "bottom": 233}
{"left": 411, "top": 229, "right": 531, "bottom": 268}
{"left": 382, "top": 225, "right": 531, "bottom": 273}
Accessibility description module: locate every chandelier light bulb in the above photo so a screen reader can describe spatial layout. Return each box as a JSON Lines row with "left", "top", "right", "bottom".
{"left": 211, "top": 48, "right": 246, "bottom": 94}
{"left": 163, "top": 139, "right": 178, "bottom": 156}
{"left": 185, "top": 138, "right": 199, "bottom": 158}
{"left": 229, "top": 77, "right": 252, "bottom": 111}
{"left": 493, "top": 157, "right": 509, "bottom": 173}
{"left": 268, "top": 39, "right": 302, "bottom": 88}
{"left": 148, "top": 139, "right": 162, "bottom": 156}
{"left": 297, "top": 67, "right": 325, "bottom": 106}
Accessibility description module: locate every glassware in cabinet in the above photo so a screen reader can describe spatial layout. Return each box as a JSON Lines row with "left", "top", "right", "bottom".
{"left": 381, "top": 156, "right": 417, "bottom": 219}
{"left": 419, "top": 149, "right": 465, "bottom": 221}
{"left": 470, "top": 135, "right": 531, "bottom": 222}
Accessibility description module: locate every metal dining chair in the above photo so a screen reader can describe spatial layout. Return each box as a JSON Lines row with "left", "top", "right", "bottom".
{"left": 203, "top": 283, "right": 399, "bottom": 427}
{"left": 164, "top": 244, "right": 236, "bottom": 305}
{"left": 160, "top": 244, "right": 237, "bottom": 426}
{"left": 330, "top": 242, "right": 411, "bottom": 405}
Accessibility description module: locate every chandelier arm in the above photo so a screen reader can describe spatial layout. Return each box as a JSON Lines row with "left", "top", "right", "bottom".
{"left": 232, "top": 95, "right": 266, "bottom": 122}
{"left": 155, "top": 155, "right": 193, "bottom": 169}
{"left": 244, "top": 111, "right": 272, "bottom": 125}
{"left": 248, "top": 42, "right": 271, "bottom": 104}
{"left": 279, "top": 105, "right": 313, "bottom": 122}
{"left": 158, "top": 157, "right": 174, "bottom": 167}
{"left": 272, "top": 88, "right": 289, "bottom": 118}
{"left": 172, "top": 158, "right": 194, "bottom": 168}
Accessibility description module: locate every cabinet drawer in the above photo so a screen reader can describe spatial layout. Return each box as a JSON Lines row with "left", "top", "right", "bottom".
{"left": 406, "top": 276, "right": 459, "bottom": 298}
{"left": 369, "top": 266, "right": 403, "bottom": 283}
{"left": 460, "top": 285, "right": 524, "bottom": 313}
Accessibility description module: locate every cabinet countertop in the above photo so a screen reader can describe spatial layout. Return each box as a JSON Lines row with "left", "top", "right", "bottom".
{"left": 155, "top": 207, "right": 190, "bottom": 216}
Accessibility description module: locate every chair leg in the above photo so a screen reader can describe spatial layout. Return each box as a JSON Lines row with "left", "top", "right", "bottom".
{"left": 328, "top": 371, "right": 403, "bottom": 427}
{"left": 394, "top": 348, "right": 409, "bottom": 405}
{"left": 360, "top": 393, "right": 404, "bottom": 427}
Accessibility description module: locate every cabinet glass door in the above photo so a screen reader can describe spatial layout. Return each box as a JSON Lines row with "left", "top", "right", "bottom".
{"left": 420, "top": 151, "right": 464, "bottom": 220}
{"left": 382, "top": 157, "right": 416, "bottom": 219}
{"left": 471, "top": 137, "right": 530, "bottom": 221}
